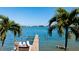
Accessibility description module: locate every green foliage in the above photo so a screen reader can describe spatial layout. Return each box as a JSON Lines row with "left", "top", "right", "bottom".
{"left": 48, "top": 7, "right": 79, "bottom": 38}
{"left": 0, "top": 15, "right": 21, "bottom": 47}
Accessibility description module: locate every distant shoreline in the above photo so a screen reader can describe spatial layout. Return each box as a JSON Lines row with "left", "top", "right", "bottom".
{"left": 22, "top": 25, "right": 48, "bottom": 27}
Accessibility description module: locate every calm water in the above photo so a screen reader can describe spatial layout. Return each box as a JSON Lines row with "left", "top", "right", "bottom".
{"left": 0, "top": 26, "right": 79, "bottom": 51}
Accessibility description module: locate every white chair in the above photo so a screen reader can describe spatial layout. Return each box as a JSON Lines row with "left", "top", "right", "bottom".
{"left": 27, "top": 41, "right": 32, "bottom": 51}
{"left": 27, "top": 41, "right": 31, "bottom": 46}
{"left": 13, "top": 46, "right": 16, "bottom": 51}
{"left": 19, "top": 42, "right": 23, "bottom": 47}
{"left": 23, "top": 42, "right": 26, "bottom": 47}
{"left": 23, "top": 42, "right": 26, "bottom": 45}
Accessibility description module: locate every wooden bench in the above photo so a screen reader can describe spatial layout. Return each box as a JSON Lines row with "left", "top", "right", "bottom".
{"left": 19, "top": 47, "right": 29, "bottom": 51}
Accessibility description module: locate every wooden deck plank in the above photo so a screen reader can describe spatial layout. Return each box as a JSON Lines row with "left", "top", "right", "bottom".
{"left": 30, "top": 34, "right": 39, "bottom": 51}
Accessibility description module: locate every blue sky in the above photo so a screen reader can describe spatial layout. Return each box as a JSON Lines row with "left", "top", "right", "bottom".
{"left": 0, "top": 7, "right": 76, "bottom": 26}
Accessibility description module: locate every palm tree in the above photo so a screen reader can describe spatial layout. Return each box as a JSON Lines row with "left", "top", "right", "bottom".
{"left": 48, "top": 8, "right": 79, "bottom": 51}
{"left": 70, "top": 17, "right": 79, "bottom": 41}
{"left": 0, "top": 15, "right": 21, "bottom": 47}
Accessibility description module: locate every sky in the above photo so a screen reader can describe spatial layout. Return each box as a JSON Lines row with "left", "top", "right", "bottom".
{"left": 0, "top": 7, "right": 77, "bottom": 26}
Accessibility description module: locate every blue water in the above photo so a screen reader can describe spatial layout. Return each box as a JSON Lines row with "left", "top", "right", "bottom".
{"left": 0, "top": 26, "right": 79, "bottom": 51}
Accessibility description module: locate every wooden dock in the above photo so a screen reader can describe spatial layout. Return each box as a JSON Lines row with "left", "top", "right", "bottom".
{"left": 14, "top": 34, "right": 39, "bottom": 51}
{"left": 30, "top": 34, "right": 39, "bottom": 51}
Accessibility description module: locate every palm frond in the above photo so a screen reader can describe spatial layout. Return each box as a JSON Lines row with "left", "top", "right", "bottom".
{"left": 57, "top": 25, "right": 64, "bottom": 36}
{"left": 48, "top": 27, "right": 53, "bottom": 36}
{"left": 69, "top": 8, "right": 79, "bottom": 21}
{"left": 48, "top": 16, "right": 57, "bottom": 36}
{"left": 49, "top": 16, "right": 57, "bottom": 26}
{"left": 0, "top": 31, "right": 6, "bottom": 47}
{"left": 0, "top": 15, "right": 21, "bottom": 47}
{"left": 57, "top": 8, "right": 68, "bottom": 14}
{"left": 0, "top": 15, "right": 8, "bottom": 20}
{"left": 72, "top": 17, "right": 79, "bottom": 25}
{"left": 70, "top": 27, "right": 79, "bottom": 40}
{"left": 9, "top": 23, "right": 21, "bottom": 37}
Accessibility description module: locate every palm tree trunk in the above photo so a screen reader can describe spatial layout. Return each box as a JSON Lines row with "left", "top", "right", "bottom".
{"left": 76, "top": 35, "right": 78, "bottom": 41}
{"left": 64, "top": 26, "right": 68, "bottom": 51}
{"left": 75, "top": 33, "right": 78, "bottom": 41}
{"left": 1, "top": 40, "right": 5, "bottom": 50}
{"left": 14, "top": 36, "right": 16, "bottom": 42}
{"left": 2, "top": 40, "right": 5, "bottom": 47}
